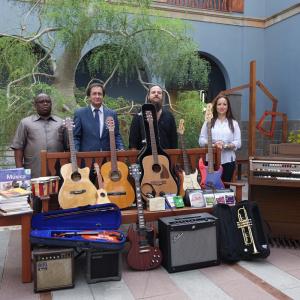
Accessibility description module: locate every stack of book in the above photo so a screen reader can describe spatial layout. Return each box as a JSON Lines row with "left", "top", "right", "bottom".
{"left": 0, "top": 168, "right": 33, "bottom": 216}
{"left": 0, "top": 188, "right": 32, "bottom": 216}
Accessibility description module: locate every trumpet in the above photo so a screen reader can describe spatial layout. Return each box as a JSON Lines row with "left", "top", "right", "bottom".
{"left": 237, "top": 206, "right": 259, "bottom": 254}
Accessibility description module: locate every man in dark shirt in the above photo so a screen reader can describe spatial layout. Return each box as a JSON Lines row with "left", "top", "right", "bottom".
{"left": 129, "top": 85, "right": 178, "bottom": 150}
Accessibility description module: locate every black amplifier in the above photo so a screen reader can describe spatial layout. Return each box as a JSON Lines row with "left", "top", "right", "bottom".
{"left": 158, "top": 213, "right": 220, "bottom": 273}
{"left": 86, "top": 249, "right": 122, "bottom": 283}
{"left": 32, "top": 248, "right": 74, "bottom": 292}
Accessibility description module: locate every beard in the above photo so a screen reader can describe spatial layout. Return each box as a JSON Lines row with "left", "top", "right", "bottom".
{"left": 149, "top": 101, "right": 162, "bottom": 112}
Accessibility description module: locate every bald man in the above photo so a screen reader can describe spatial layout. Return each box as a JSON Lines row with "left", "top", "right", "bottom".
{"left": 11, "top": 93, "right": 66, "bottom": 178}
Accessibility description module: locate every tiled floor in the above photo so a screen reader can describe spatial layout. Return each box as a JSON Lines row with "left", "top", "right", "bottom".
{"left": 1, "top": 182, "right": 300, "bottom": 300}
{"left": 1, "top": 226, "right": 300, "bottom": 300}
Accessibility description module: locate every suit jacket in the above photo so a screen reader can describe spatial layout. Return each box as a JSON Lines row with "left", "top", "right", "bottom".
{"left": 73, "top": 106, "right": 124, "bottom": 152}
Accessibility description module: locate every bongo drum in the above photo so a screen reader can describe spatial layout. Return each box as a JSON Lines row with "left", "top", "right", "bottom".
{"left": 30, "top": 177, "right": 50, "bottom": 198}
{"left": 48, "top": 176, "right": 60, "bottom": 194}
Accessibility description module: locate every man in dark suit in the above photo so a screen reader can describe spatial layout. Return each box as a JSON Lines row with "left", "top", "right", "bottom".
{"left": 73, "top": 83, "right": 124, "bottom": 151}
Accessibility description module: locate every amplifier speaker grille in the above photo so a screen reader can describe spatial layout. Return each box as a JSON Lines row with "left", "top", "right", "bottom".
{"left": 33, "top": 248, "right": 74, "bottom": 292}
{"left": 158, "top": 213, "right": 220, "bottom": 273}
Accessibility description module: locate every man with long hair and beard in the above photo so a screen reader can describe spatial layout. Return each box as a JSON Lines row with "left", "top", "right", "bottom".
{"left": 129, "top": 85, "right": 178, "bottom": 150}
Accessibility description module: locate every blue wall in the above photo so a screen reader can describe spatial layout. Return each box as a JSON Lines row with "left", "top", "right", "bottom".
{"left": 189, "top": 20, "right": 266, "bottom": 120}
{"left": 1, "top": 0, "right": 299, "bottom": 120}
{"left": 265, "top": 13, "right": 300, "bottom": 120}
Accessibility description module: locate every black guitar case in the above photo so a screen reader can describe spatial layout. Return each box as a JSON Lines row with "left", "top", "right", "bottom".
{"left": 212, "top": 200, "right": 270, "bottom": 262}
{"left": 137, "top": 103, "right": 178, "bottom": 197}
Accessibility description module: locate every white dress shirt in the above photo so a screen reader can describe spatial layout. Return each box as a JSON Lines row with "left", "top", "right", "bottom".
{"left": 198, "top": 118, "right": 241, "bottom": 164}
{"left": 91, "top": 105, "right": 104, "bottom": 138}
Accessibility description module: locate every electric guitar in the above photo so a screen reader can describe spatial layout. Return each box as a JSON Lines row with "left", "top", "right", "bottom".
{"left": 127, "top": 164, "right": 162, "bottom": 270}
{"left": 139, "top": 106, "right": 178, "bottom": 199}
{"left": 177, "top": 119, "right": 201, "bottom": 196}
{"left": 94, "top": 163, "right": 110, "bottom": 204}
{"left": 101, "top": 116, "right": 135, "bottom": 209}
{"left": 58, "top": 118, "right": 98, "bottom": 209}
{"left": 198, "top": 104, "right": 224, "bottom": 189}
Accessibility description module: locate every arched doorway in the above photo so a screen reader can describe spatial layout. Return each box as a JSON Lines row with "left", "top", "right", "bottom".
{"left": 201, "top": 52, "right": 227, "bottom": 102}
{"left": 166, "top": 52, "right": 227, "bottom": 103}
{"left": 75, "top": 45, "right": 148, "bottom": 103}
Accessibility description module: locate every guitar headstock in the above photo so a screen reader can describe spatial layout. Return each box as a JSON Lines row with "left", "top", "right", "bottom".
{"left": 129, "top": 164, "right": 141, "bottom": 181}
{"left": 106, "top": 116, "right": 115, "bottom": 132}
{"left": 145, "top": 110, "right": 153, "bottom": 123}
{"left": 63, "top": 117, "right": 74, "bottom": 130}
{"left": 205, "top": 103, "right": 213, "bottom": 123}
{"left": 177, "top": 119, "right": 185, "bottom": 135}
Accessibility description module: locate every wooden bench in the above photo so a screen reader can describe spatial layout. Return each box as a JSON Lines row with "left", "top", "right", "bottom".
{"left": 40, "top": 148, "right": 244, "bottom": 222}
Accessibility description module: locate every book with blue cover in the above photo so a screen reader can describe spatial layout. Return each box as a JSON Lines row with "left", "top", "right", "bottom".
{"left": 0, "top": 168, "right": 31, "bottom": 191}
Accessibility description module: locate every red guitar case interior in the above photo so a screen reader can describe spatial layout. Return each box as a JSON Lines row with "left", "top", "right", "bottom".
{"left": 31, "top": 203, "right": 126, "bottom": 250}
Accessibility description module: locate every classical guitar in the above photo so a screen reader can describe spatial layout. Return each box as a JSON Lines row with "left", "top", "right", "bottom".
{"left": 127, "top": 164, "right": 162, "bottom": 270}
{"left": 140, "top": 107, "right": 178, "bottom": 199}
{"left": 101, "top": 116, "right": 135, "bottom": 209}
{"left": 177, "top": 119, "right": 201, "bottom": 196}
{"left": 58, "top": 118, "right": 98, "bottom": 209}
{"left": 198, "top": 104, "right": 224, "bottom": 189}
{"left": 94, "top": 163, "right": 110, "bottom": 204}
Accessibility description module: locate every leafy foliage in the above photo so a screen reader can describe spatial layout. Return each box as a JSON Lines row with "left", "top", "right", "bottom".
{"left": 174, "top": 91, "right": 206, "bottom": 148}
{"left": 0, "top": 37, "right": 36, "bottom": 85}
{"left": 288, "top": 130, "right": 300, "bottom": 144}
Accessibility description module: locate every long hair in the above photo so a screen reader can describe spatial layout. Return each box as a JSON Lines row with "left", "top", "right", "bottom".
{"left": 211, "top": 95, "right": 235, "bottom": 133}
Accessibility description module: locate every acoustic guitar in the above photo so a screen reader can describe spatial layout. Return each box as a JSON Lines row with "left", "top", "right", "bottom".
{"left": 101, "top": 116, "right": 135, "bottom": 209}
{"left": 58, "top": 118, "right": 98, "bottom": 209}
{"left": 94, "top": 163, "right": 110, "bottom": 204}
{"left": 198, "top": 104, "right": 224, "bottom": 189}
{"left": 127, "top": 164, "right": 162, "bottom": 270}
{"left": 177, "top": 119, "right": 201, "bottom": 196}
{"left": 140, "top": 107, "right": 178, "bottom": 199}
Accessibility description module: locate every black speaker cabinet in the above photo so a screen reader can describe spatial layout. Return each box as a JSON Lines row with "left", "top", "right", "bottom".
{"left": 32, "top": 248, "right": 74, "bottom": 292}
{"left": 158, "top": 213, "right": 220, "bottom": 273}
{"left": 86, "top": 249, "right": 122, "bottom": 283}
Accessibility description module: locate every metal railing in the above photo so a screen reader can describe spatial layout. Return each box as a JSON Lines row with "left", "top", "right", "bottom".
{"left": 157, "top": 0, "right": 244, "bottom": 13}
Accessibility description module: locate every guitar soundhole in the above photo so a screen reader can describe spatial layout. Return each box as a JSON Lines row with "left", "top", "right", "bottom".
{"left": 152, "top": 164, "right": 161, "bottom": 173}
{"left": 110, "top": 170, "right": 121, "bottom": 181}
{"left": 71, "top": 171, "right": 81, "bottom": 182}
{"left": 100, "top": 192, "right": 106, "bottom": 197}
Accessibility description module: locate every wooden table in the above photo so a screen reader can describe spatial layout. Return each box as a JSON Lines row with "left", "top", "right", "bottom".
{"left": 122, "top": 206, "right": 214, "bottom": 224}
{"left": 0, "top": 213, "right": 32, "bottom": 283}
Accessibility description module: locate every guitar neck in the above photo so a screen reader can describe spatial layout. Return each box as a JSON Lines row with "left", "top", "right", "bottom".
{"left": 148, "top": 118, "right": 159, "bottom": 165}
{"left": 179, "top": 134, "right": 191, "bottom": 175}
{"left": 207, "top": 122, "right": 214, "bottom": 173}
{"left": 134, "top": 178, "right": 146, "bottom": 230}
{"left": 109, "top": 130, "right": 119, "bottom": 173}
{"left": 67, "top": 128, "right": 78, "bottom": 173}
{"left": 95, "top": 168, "right": 104, "bottom": 189}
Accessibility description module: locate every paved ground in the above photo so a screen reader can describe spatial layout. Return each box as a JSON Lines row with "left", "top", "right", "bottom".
{"left": 1, "top": 182, "right": 300, "bottom": 300}
{"left": 1, "top": 224, "right": 300, "bottom": 300}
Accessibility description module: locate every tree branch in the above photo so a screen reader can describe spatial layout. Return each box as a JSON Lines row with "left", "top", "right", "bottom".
{"left": 103, "top": 62, "right": 120, "bottom": 88}
{"left": 7, "top": 72, "right": 55, "bottom": 100}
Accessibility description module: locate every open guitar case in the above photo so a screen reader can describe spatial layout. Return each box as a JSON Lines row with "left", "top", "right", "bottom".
{"left": 137, "top": 103, "right": 179, "bottom": 196}
{"left": 31, "top": 203, "right": 126, "bottom": 250}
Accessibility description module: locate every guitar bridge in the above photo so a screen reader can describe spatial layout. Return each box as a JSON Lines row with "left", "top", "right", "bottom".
{"left": 70, "top": 189, "right": 86, "bottom": 195}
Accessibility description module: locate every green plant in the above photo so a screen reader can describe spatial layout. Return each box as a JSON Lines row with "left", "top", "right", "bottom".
{"left": 174, "top": 91, "right": 206, "bottom": 148}
{"left": 288, "top": 130, "right": 300, "bottom": 144}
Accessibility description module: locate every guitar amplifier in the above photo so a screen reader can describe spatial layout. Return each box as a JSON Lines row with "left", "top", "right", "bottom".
{"left": 158, "top": 213, "right": 220, "bottom": 273}
{"left": 86, "top": 249, "right": 122, "bottom": 283}
{"left": 32, "top": 248, "right": 74, "bottom": 292}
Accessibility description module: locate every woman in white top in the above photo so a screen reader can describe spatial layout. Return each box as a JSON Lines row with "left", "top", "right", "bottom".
{"left": 199, "top": 95, "right": 241, "bottom": 183}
